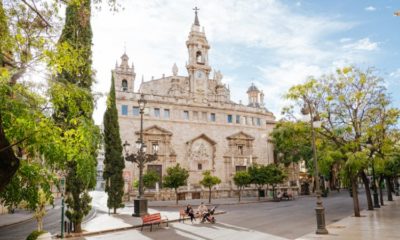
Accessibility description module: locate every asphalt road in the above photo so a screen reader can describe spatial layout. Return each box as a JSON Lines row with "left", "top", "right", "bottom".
{"left": 0, "top": 200, "right": 96, "bottom": 240}
{"left": 78, "top": 190, "right": 368, "bottom": 240}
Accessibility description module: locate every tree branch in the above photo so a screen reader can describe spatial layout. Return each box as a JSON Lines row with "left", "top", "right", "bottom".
{"left": 21, "top": 0, "right": 52, "bottom": 28}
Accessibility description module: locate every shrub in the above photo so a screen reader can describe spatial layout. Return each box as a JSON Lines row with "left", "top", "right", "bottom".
{"left": 26, "top": 230, "right": 46, "bottom": 240}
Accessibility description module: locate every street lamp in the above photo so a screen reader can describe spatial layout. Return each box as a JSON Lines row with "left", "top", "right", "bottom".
{"left": 301, "top": 102, "right": 328, "bottom": 235}
{"left": 123, "top": 94, "right": 158, "bottom": 217}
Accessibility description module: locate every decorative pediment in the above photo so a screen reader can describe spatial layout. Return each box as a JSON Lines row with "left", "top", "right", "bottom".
{"left": 136, "top": 125, "right": 173, "bottom": 136}
{"left": 186, "top": 134, "right": 217, "bottom": 145}
{"left": 226, "top": 131, "right": 255, "bottom": 141}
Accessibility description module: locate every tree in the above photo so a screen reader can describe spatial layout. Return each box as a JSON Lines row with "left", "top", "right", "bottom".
{"left": 163, "top": 164, "right": 189, "bottom": 204}
{"left": 270, "top": 121, "right": 312, "bottom": 167}
{"left": 0, "top": 0, "right": 119, "bottom": 193}
{"left": 0, "top": 161, "right": 55, "bottom": 231}
{"left": 143, "top": 170, "right": 160, "bottom": 190}
{"left": 233, "top": 171, "right": 251, "bottom": 202}
{"left": 248, "top": 164, "right": 269, "bottom": 200}
{"left": 51, "top": 0, "right": 100, "bottom": 232}
{"left": 286, "top": 66, "right": 397, "bottom": 216}
{"left": 265, "top": 164, "right": 287, "bottom": 199}
{"left": 199, "top": 170, "right": 221, "bottom": 204}
{"left": 65, "top": 161, "right": 92, "bottom": 233}
{"left": 103, "top": 76, "right": 125, "bottom": 214}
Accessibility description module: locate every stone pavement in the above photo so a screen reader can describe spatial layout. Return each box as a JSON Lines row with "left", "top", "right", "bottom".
{"left": 297, "top": 195, "right": 400, "bottom": 240}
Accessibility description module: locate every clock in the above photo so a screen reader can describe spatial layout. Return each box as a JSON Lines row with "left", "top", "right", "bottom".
{"left": 195, "top": 70, "right": 205, "bottom": 80}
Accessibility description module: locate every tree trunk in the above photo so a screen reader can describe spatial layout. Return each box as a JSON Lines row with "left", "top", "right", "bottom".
{"left": 351, "top": 178, "right": 360, "bottom": 217}
{"left": 74, "top": 221, "right": 82, "bottom": 233}
{"left": 113, "top": 207, "right": 117, "bottom": 214}
{"left": 238, "top": 188, "right": 241, "bottom": 202}
{"left": 257, "top": 187, "right": 260, "bottom": 201}
{"left": 272, "top": 186, "right": 276, "bottom": 199}
{"left": 379, "top": 176, "right": 384, "bottom": 206}
{"left": 37, "top": 218, "right": 43, "bottom": 231}
{"left": 175, "top": 189, "right": 178, "bottom": 205}
{"left": 0, "top": 113, "right": 20, "bottom": 192}
{"left": 386, "top": 177, "right": 393, "bottom": 201}
{"left": 360, "top": 170, "right": 373, "bottom": 210}
{"left": 208, "top": 187, "right": 211, "bottom": 204}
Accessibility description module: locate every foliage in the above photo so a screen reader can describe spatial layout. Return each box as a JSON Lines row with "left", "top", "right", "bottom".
{"left": 285, "top": 66, "right": 399, "bottom": 216}
{"left": 34, "top": 189, "right": 48, "bottom": 231}
{"left": 26, "top": 230, "right": 46, "bottom": 240}
{"left": 65, "top": 161, "right": 92, "bottom": 233}
{"left": 103, "top": 76, "right": 125, "bottom": 214}
{"left": 0, "top": 0, "right": 121, "bottom": 192}
{"left": 265, "top": 164, "right": 287, "bottom": 187}
{"left": 270, "top": 121, "right": 312, "bottom": 166}
{"left": 199, "top": 170, "right": 221, "bottom": 203}
{"left": 0, "top": 161, "right": 55, "bottom": 213}
{"left": 248, "top": 164, "right": 269, "bottom": 188}
{"left": 163, "top": 164, "right": 189, "bottom": 204}
{"left": 143, "top": 170, "right": 160, "bottom": 189}
{"left": 233, "top": 171, "right": 251, "bottom": 202}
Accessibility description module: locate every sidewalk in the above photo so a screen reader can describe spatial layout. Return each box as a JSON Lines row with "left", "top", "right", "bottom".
{"left": 0, "top": 209, "right": 33, "bottom": 228}
{"left": 297, "top": 195, "right": 400, "bottom": 240}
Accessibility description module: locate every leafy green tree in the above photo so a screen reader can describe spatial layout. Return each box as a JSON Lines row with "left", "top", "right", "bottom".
{"left": 143, "top": 170, "right": 160, "bottom": 190}
{"left": 52, "top": 0, "right": 100, "bottom": 232}
{"left": 0, "top": 161, "right": 55, "bottom": 232}
{"left": 199, "top": 170, "right": 221, "bottom": 203}
{"left": 265, "top": 164, "right": 287, "bottom": 199}
{"left": 0, "top": 0, "right": 119, "bottom": 192}
{"left": 285, "top": 66, "right": 396, "bottom": 216}
{"left": 103, "top": 76, "right": 125, "bottom": 214}
{"left": 163, "top": 164, "right": 189, "bottom": 204}
{"left": 233, "top": 171, "right": 251, "bottom": 202}
{"left": 270, "top": 121, "right": 312, "bottom": 167}
{"left": 248, "top": 164, "right": 270, "bottom": 200}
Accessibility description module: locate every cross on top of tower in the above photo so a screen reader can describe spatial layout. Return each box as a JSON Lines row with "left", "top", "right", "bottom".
{"left": 193, "top": 6, "right": 200, "bottom": 26}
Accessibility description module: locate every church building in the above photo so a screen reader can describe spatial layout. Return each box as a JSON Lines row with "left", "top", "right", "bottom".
{"left": 113, "top": 10, "right": 277, "bottom": 199}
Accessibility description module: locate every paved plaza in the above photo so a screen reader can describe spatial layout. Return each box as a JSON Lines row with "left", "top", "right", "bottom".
{"left": 1, "top": 191, "right": 399, "bottom": 240}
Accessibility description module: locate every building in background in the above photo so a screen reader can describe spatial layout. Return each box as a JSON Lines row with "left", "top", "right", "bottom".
{"left": 113, "top": 11, "right": 279, "bottom": 199}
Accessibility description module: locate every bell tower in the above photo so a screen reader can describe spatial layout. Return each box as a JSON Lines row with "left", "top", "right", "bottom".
{"left": 186, "top": 7, "right": 212, "bottom": 96}
{"left": 113, "top": 53, "right": 136, "bottom": 92}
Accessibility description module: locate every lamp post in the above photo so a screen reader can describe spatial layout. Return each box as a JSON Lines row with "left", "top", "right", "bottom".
{"left": 302, "top": 102, "right": 328, "bottom": 235}
{"left": 123, "top": 94, "right": 158, "bottom": 217}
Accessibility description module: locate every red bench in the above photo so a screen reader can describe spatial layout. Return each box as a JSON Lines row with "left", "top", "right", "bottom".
{"left": 141, "top": 213, "right": 168, "bottom": 231}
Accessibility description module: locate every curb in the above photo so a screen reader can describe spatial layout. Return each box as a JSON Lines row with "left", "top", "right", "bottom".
{"left": 59, "top": 211, "right": 227, "bottom": 239}
{"left": 128, "top": 198, "right": 298, "bottom": 208}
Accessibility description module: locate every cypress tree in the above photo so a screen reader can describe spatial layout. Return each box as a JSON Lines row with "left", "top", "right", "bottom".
{"left": 52, "top": 0, "right": 99, "bottom": 233}
{"left": 103, "top": 76, "right": 125, "bottom": 213}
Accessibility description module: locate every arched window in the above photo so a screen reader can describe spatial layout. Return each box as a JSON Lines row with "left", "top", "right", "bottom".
{"left": 122, "top": 79, "right": 128, "bottom": 91}
{"left": 196, "top": 51, "right": 202, "bottom": 63}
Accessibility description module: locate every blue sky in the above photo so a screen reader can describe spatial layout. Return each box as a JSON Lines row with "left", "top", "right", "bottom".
{"left": 91, "top": 0, "right": 400, "bottom": 124}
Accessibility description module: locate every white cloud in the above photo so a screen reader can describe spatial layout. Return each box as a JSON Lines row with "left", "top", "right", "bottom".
{"left": 340, "top": 38, "right": 352, "bottom": 43}
{"left": 343, "top": 38, "right": 379, "bottom": 51}
{"left": 365, "top": 6, "right": 376, "bottom": 11}
{"left": 390, "top": 68, "right": 400, "bottom": 78}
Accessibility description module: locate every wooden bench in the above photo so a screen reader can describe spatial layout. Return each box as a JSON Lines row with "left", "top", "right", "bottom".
{"left": 141, "top": 213, "right": 168, "bottom": 231}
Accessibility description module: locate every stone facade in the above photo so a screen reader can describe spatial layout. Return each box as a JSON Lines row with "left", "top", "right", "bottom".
{"left": 114, "top": 11, "right": 277, "bottom": 196}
